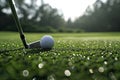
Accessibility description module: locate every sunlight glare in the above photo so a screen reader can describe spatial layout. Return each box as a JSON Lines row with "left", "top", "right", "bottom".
{"left": 45, "top": 0, "right": 96, "bottom": 20}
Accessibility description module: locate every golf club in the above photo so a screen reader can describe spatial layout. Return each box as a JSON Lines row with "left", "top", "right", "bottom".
{"left": 8, "top": 0, "right": 54, "bottom": 49}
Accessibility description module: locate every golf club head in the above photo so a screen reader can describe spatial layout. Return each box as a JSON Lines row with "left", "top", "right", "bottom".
{"left": 28, "top": 40, "right": 41, "bottom": 49}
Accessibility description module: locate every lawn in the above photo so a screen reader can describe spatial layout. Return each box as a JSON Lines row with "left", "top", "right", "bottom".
{"left": 0, "top": 32, "right": 120, "bottom": 80}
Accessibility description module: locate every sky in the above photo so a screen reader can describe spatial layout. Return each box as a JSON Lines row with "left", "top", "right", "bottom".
{"left": 43, "top": 0, "right": 97, "bottom": 20}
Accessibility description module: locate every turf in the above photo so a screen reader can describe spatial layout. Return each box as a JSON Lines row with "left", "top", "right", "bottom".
{"left": 0, "top": 32, "right": 120, "bottom": 80}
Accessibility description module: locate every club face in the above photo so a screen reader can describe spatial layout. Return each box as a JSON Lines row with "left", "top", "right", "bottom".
{"left": 28, "top": 41, "right": 41, "bottom": 49}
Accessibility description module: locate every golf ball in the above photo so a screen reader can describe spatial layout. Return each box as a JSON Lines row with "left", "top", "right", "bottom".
{"left": 40, "top": 35, "right": 54, "bottom": 49}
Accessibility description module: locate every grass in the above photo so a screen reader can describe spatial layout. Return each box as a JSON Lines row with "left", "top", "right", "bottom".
{"left": 0, "top": 32, "right": 120, "bottom": 80}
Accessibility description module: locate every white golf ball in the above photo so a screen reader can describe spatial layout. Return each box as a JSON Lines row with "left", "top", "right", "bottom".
{"left": 40, "top": 35, "right": 54, "bottom": 49}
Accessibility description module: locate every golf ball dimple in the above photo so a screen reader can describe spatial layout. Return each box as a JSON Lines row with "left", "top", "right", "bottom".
{"left": 40, "top": 35, "right": 54, "bottom": 49}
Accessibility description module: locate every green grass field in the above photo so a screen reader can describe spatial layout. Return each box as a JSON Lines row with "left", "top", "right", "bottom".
{"left": 0, "top": 32, "right": 120, "bottom": 80}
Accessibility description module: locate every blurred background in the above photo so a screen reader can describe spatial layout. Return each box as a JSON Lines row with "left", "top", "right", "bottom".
{"left": 0, "top": 0, "right": 120, "bottom": 33}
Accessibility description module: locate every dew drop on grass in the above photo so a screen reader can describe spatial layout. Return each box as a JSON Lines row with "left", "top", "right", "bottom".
{"left": 109, "top": 52, "right": 112, "bottom": 55}
{"left": 53, "top": 53, "right": 57, "bottom": 55}
{"left": 87, "top": 56, "right": 90, "bottom": 60}
{"left": 104, "top": 61, "right": 108, "bottom": 65}
{"left": 23, "top": 70, "right": 29, "bottom": 77}
{"left": 98, "top": 67, "right": 104, "bottom": 73}
{"left": 89, "top": 69, "right": 94, "bottom": 74}
{"left": 114, "top": 57, "right": 118, "bottom": 61}
{"left": 73, "top": 53, "right": 76, "bottom": 56}
{"left": 101, "top": 56, "right": 104, "bottom": 58}
{"left": 57, "top": 53, "right": 60, "bottom": 56}
{"left": 32, "top": 78, "right": 37, "bottom": 80}
{"left": 64, "top": 70, "right": 71, "bottom": 77}
{"left": 38, "top": 63, "right": 44, "bottom": 69}
{"left": 28, "top": 55, "right": 31, "bottom": 58}
{"left": 109, "top": 43, "right": 111, "bottom": 46}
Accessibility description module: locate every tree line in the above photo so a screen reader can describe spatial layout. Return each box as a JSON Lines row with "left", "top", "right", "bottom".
{"left": 0, "top": 0, "right": 120, "bottom": 32}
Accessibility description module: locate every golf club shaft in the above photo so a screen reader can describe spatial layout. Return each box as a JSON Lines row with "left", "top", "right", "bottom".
{"left": 8, "top": 0, "right": 28, "bottom": 48}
